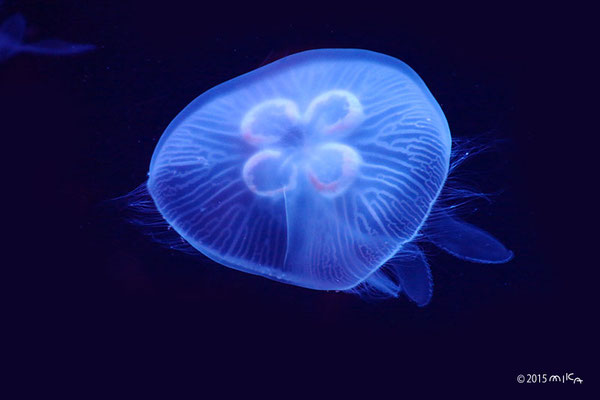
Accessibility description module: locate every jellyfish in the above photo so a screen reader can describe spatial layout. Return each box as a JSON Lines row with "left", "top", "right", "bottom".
{"left": 129, "top": 49, "right": 512, "bottom": 306}
{"left": 0, "top": 13, "right": 95, "bottom": 62}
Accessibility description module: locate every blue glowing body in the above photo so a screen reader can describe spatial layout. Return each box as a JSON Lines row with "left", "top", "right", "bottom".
{"left": 0, "top": 13, "right": 95, "bottom": 62}
{"left": 146, "top": 49, "right": 512, "bottom": 305}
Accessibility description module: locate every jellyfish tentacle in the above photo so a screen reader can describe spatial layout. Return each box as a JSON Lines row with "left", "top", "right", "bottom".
{"left": 424, "top": 210, "right": 513, "bottom": 263}
{"left": 359, "top": 269, "right": 401, "bottom": 298}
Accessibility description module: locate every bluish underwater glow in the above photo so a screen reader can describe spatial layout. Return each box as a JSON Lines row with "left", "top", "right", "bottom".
{"left": 0, "top": 13, "right": 95, "bottom": 62}
{"left": 135, "top": 48, "right": 512, "bottom": 306}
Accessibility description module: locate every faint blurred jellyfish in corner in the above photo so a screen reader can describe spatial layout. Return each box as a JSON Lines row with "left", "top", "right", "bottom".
{"left": 0, "top": 13, "right": 95, "bottom": 62}
{"left": 120, "top": 49, "right": 513, "bottom": 306}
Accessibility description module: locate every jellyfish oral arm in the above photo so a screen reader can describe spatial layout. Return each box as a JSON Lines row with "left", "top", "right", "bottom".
{"left": 361, "top": 243, "right": 433, "bottom": 306}
{"left": 424, "top": 210, "right": 513, "bottom": 264}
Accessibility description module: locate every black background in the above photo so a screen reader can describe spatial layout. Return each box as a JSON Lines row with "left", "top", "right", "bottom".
{"left": 3, "top": 0, "right": 592, "bottom": 396}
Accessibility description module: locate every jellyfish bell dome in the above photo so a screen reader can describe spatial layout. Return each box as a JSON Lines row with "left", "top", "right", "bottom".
{"left": 147, "top": 48, "right": 451, "bottom": 290}
{"left": 145, "top": 49, "right": 512, "bottom": 304}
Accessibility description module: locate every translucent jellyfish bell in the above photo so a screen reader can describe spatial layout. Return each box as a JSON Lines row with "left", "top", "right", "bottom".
{"left": 144, "top": 49, "right": 512, "bottom": 305}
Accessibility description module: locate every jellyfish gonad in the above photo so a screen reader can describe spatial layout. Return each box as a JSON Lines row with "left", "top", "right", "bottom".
{"left": 129, "top": 49, "right": 513, "bottom": 306}
{"left": 0, "top": 13, "right": 94, "bottom": 62}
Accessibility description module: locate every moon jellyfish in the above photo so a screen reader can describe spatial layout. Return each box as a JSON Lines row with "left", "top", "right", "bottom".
{"left": 0, "top": 13, "right": 95, "bottom": 62}
{"left": 128, "top": 49, "right": 513, "bottom": 306}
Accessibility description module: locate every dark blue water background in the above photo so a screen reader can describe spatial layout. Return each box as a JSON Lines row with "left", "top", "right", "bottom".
{"left": 3, "top": 0, "right": 589, "bottom": 393}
